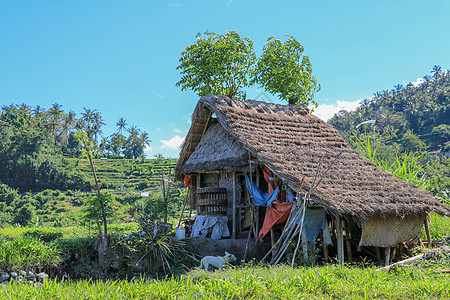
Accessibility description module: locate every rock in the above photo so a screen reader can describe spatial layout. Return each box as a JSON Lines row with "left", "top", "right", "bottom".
{"left": 37, "top": 272, "right": 49, "bottom": 283}
{"left": 0, "top": 272, "right": 9, "bottom": 282}
{"left": 20, "top": 270, "right": 27, "bottom": 277}
{"left": 1, "top": 281, "right": 8, "bottom": 286}
{"left": 28, "top": 280, "right": 33, "bottom": 285}
{"left": 10, "top": 272, "right": 17, "bottom": 279}
{"left": 27, "top": 271, "right": 36, "bottom": 281}
{"left": 16, "top": 275, "right": 23, "bottom": 283}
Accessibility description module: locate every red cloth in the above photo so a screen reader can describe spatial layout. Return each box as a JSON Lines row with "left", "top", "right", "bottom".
{"left": 256, "top": 201, "right": 293, "bottom": 243}
{"left": 184, "top": 174, "right": 190, "bottom": 187}
{"left": 263, "top": 165, "right": 279, "bottom": 195}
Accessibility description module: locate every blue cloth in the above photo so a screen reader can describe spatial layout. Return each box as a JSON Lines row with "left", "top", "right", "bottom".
{"left": 290, "top": 208, "right": 332, "bottom": 245}
{"left": 245, "top": 174, "right": 280, "bottom": 207}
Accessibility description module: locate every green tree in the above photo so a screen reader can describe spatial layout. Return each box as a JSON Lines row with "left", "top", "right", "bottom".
{"left": 13, "top": 203, "right": 34, "bottom": 226}
{"left": 75, "top": 131, "right": 108, "bottom": 236}
{"left": 431, "top": 124, "right": 450, "bottom": 145}
{"left": 253, "top": 36, "right": 320, "bottom": 106}
{"left": 401, "top": 130, "right": 427, "bottom": 153}
{"left": 176, "top": 31, "right": 256, "bottom": 99}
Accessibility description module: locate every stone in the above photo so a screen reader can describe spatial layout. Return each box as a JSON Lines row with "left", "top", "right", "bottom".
{"left": 27, "top": 271, "right": 35, "bottom": 281}
{"left": 1, "top": 281, "right": 8, "bottom": 286}
{"left": 20, "top": 270, "right": 27, "bottom": 277}
{"left": 10, "top": 272, "right": 17, "bottom": 279}
{"left": 28, "top": 280, "right": 33, "bottom": 285}
{"left": 16, "top": 275, "right": 23, "bottom": 283}
{"left": 0, "top": 272, "right": 9, "bottom": 282}
{"left": 37, "top": 272, "right": 49, "bottom": 283}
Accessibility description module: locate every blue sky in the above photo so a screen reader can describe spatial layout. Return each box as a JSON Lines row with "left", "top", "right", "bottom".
{"left": 1, "top": 0, "right": 450, "bottom": 158}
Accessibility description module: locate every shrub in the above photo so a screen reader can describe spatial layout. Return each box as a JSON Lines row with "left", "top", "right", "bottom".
{"left": 0, "top": 236, "right": 62, "bottom": 271}
{"left": 23, "top": 228, "right": 63, "bottom": 242}
{"left": 13, "top": 203, "right": 34, "bottom": 226}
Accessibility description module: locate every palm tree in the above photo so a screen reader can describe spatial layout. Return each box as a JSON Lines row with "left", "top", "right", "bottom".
{"left": 59, "top": 110, "right": 77, "bottom": 145}
{"left": 116, "top": 117, "right": 128, "bottom": 134}
{"left": 92, "top": 111, "right": 105, "bottom": 142}
{"left": 46, "top": 103, "right": 63, "bottom": 144}
{"left": 432, "top": 65, "right": 442, "bottom": 79}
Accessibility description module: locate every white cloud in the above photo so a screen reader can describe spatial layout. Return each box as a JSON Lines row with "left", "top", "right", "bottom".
{"left": 172, "top": 127, "right": 183, "bottom": 133}
{"left": 156, "top": 127, "right": 162, "bottom": 132}
{"left": 412, "top": 77, "right": 425, "bottom": 87}
{"left": 144, "top": 144, "right": 152, "bottom": 155}
{"left": 160, "top": 135, "right": 185, "bottom": 150}
{"left": 156, "top": 94, "right": 165, "bottom": 99}
{"left": 226, "top": 0, "right": 233, "bottom": 6}
{"left": 311, "top": 99, "right": 361, "bottom": 121}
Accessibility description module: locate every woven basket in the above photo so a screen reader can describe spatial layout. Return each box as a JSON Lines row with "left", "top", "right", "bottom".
{"left": 196, "top": 187, "right": 228, "bottom": 216}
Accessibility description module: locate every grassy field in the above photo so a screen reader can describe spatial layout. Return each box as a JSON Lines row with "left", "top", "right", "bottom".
{"left": 64, "top": 157, "right": 178, "bottom": 192}
{"left": 1, "top": 263, "right": 450, "bottom": 299}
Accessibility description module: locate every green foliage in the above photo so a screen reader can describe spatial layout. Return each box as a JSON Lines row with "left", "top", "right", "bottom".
{"left": 23, "top": 228, "right": 64, "bottom": 242}
{"left": 13, "top": 203, "right": 34, "bottom": 226}
{"left": 402, "top": 130, "right": 427, "bottom": 153}
{"left": 351, "top": 131, "right": 429, "bottom": 189}
{"left": 0, "top": 235, "right": 62, "bottom": 271}
{"left": 253, "top": 35, "right": 320, "bottom": 107}
{"left": 177, "top": 30, "right": 256, "bottom": 99}
{"left": 431, "top": 124, "right": 450, "bottom": 145}
{"left": 177, "top": 31, "right": 320, "bottom": 107}
{"left": 1, "top": 264, "right": 450, "bottom": 298}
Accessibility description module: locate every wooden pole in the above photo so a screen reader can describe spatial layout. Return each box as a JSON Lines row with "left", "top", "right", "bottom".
{"left": 424, "top": 213, "right": 431, "bottom": 248}
{"left": 322, "top": 230, "right": 329, "bottom": 263}
{"left": 161, "top": 169, "right": 167, "bottom": 223}
{"left": 336, "top": 215, "right": 344, "bottom": 265}
{"left": 345, "top": 221, "right": 353, "bottom": 263}
{"left": 177, "top": 188, "right": 189, "bottom": 228}
{"left": 270, "top": 228, "right": 275, "bottom": 259}
{"left": 384, "top": 247, "right": 391, "bottom": 266}
{"left": 232, "top": 171, "right": 237, "bottom": 239}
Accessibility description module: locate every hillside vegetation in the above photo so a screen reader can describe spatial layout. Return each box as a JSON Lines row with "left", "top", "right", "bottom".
{"left": 328, "top": 66, "right": 450, "bottom": 199}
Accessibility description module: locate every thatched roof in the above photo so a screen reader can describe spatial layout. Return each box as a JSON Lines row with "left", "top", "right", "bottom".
{"left": 182, "top": 123, "right": 249, "bottom": 173}
{"left": 176, "top": 95, "right": 450, "bottom": 219}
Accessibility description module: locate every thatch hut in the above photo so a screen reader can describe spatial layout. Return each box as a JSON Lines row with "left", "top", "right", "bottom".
{"left": 175, "top": 94, "right": 450, "bottom": 264}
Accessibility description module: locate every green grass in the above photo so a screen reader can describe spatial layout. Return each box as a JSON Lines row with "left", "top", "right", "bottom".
{"left": 1, "top": 264, "right": 450, "bottom": 299}
{"left": 0, "top": 236, "right": 62, "bottom": 271}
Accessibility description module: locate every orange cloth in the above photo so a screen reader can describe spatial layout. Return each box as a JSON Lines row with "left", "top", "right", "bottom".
{"left": 263, "top": 165, "right": 279, "bottom": 195}
{"left": 256, "top": 201, "right": 293, "bottom": 243}
{"left": 184, "top": 174, "right": 190, "bottom": 187}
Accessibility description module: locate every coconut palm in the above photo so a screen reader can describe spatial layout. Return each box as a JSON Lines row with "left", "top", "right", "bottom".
{"left": 116, "top": 117, "right": 128, "bottom": 134}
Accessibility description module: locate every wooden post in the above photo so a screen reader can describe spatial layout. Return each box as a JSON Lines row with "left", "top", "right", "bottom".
{"left": 424, "top": 213, "right": 431, "bottom": 248}
{"left": 336, "top": 216, "right": 344, "bottom": 265}
{"left": 345, "top": 221, "right": 353, "bottom": 263}
{"left": 302, "top": 233, "right": 308, "bottom": 261}
{"left": 161, "top": 170, "right": 167, "bottom": 223}
{"left": 270, "top": 228, "right": 275, "bottom": 258}
{"left": 384, "top": 247, "right": 391, "bottom": 266}
{"left": 232, "top": 171, "right": 237, "bottom": 239}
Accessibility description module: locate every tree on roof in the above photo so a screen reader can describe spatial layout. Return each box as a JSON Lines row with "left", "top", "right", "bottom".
{"left": 176, "top": 31, "right": 320, "bottom": 108}
{"left": 176, "top": 31, "right": 255, "bottom": 99}
{"left": 252, "top": 36, "right": 321, "bottom": 107}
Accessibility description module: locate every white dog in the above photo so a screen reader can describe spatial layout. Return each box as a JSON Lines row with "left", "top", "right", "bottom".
{"left": 198, "top": 251, "right": 237, "bottom": 271}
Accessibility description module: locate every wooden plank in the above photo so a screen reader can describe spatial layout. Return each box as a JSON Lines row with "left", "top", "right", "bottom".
{"left": 232, "top": 171, "right": 237, "bottom": 239}
{"left": 424, "top": 214, "right": 431, "bottom": 248}
{"left": 336, "top": 216, "right": 344, "bottom": 265}
{"left": 384, "top": 247, "right": 391, "bottom": 266}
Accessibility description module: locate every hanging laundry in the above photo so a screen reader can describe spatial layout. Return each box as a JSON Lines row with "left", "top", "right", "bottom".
{"left": 256, "top": 201, "right": 293, "bottom": 243}
{"left": 245, "top": 174, "right": 280, "bottom": 207}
